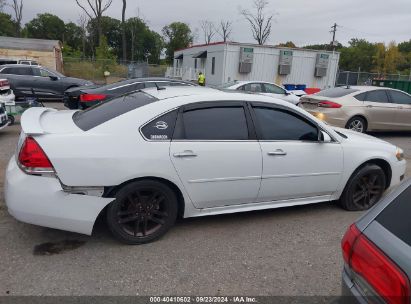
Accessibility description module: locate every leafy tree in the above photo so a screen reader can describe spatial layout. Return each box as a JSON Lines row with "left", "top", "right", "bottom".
{"left": 126, "top": 17, "right": 164, "bottom": 63}
{"left": 384, "top": 42, "right": 401, "bottom": 74}
{"left": 25, "top": 13, "right": 65, "bottom": 41}
{"left": 162, "top": 22, "right": 193, "bottom": 64}
{"left": 278, "top": 41, "right": 296, "bottom": 48}
{"left": 0, "top": 12, "right": 16, "bottom": 36}
{"left": 64, "top": 22, "right": 83, "bottom": 50}
{"left": 339, "top": 39, "right": 377, "bottom": 71}
{"left": 88, "top": 16, "right": 121, "bottom": 55}
{"left": 373, "top": 43, "right": 386, "bottom": 73}
{"left": 62, "top": 43, "right": 82, "bottom": 58}
{"left": 398, "top": 40, "right": 411, "bottom": 53}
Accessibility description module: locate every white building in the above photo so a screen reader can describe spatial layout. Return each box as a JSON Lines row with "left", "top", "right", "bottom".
{"left": 166, "top": 42, "right": 340, "bottom": 89}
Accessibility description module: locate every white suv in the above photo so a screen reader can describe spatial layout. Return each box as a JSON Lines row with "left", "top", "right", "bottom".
{"left": 5, "top": 87, "right": 406, "bottom": 244}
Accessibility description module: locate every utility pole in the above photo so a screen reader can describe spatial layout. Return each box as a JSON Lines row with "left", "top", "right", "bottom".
{"left": 330, "top": 23, "right": 338, "bottom": 51}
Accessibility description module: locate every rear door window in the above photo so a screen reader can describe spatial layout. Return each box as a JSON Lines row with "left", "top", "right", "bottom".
{"left": 180, "top": 106, "right": 249, "bottom": 140}
{"left": 388, "top": 90, "right": 411, "bottom": 105}
{"left": 365, "top": 90, "right": 390, "bottom": 103}
{"left": 73, "top": 91, "right": 158, "bottom": 131}
{"left": 263, "top": 83, "right": 286, "bottom": 94}
{"left": 376, "top": 185, "right": 411, "bottom": 247}
{"left": 242, "top": 83, "right": 264, "bottom": 93}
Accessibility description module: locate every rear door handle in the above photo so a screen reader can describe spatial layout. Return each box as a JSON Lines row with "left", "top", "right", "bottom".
{"left": 173, "top": 150, "right": 198, "bottom": 158}
{"left": 268, "top": 149, "right": 287, "bottom": 156}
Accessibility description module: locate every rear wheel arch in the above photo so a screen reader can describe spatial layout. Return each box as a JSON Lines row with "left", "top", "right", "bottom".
{"left": 346, "top": 115, "right": 368, "bottom": 131}
{"left": 103, "top": 176, "right": 186, "bottom": 218}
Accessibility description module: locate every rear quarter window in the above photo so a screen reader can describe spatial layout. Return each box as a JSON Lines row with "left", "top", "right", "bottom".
{"left": 141, "top": 110, "right": 178, "bottom": 141}
{"left": 376, "top": 185, "right": 411, "bottom": 247}
{"left": 73, "top": 91, "right": 158, "bottom": 131}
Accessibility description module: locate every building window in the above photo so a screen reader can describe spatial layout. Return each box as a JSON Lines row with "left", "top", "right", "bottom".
{"left": 194, "top": 58, "right": 197, "bottom": 69}
{"left": 212, "top": 57, "right": 215, "bottom": 75}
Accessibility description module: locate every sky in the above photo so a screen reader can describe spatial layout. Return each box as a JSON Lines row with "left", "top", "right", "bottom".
{"left": 4, "top": 0, "right": 411, "bottom": 46}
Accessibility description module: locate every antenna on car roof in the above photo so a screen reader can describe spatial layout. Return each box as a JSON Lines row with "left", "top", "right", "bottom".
{"left": 154, "top": 83, "right": 166, "bottom": 91}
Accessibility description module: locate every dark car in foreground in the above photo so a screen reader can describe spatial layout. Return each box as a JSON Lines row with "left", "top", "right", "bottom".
{"left": 341, "top": 178, "right": 411, "bottom": 304}
{"left": 0, "top": 64, "right": 93, "bottom": 101}
{"left": 64, "top": 77, "right": 197, "bottom": 109}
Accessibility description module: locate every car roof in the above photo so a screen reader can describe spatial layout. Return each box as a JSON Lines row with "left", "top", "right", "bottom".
{"left": 141, "top": 86, "right": 290, "bottom": 104}
{"left": 0, "top": 64, "right": 40, "bottom": 68}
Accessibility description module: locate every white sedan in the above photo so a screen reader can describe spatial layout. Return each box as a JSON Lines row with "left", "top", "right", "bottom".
{"left": 220, "top": 80, "right": 301, "bottom": 105}
{"left": 5, "top": 87, "right": 406, "bottom": 244}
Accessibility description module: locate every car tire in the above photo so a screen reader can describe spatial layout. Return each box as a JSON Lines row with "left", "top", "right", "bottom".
{"left": 106, "top": 180, "right": 178, "bottom": 245}
{"left": 7, "top": 115, "right": 14, "bottom": 125}
{"left": 339, "top": 164, "right": 386, "bottom": 211}
{"left": 346, "top": 116, "right": 367, "bottom": 133}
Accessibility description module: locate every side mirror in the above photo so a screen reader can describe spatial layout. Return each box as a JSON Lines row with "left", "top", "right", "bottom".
{"left": 285, "top": 91, "right": 291, "bottom": 96}
{"left": 319, "top": 130, "right": 332, "bottom": 143}
{"left": 49, "top": 75, "right": 58, "bottom": 81}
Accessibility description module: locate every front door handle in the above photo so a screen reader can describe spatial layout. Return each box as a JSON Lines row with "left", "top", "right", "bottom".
{"left": 173, "top": 150, "right": 198, "bottom": 158}
{"left": 268, "top": 149, "right": 287, "bottom": 156}
{"left": 366, "top": 105, "right": 373, "bottom": 108}
{"left": 398, "top": 106, "right": 404, "bottom": 109}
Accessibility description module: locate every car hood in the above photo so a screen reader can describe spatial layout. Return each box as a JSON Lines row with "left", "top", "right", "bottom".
{"left": 333, "top": 127, "right": 392, "bottom": 145}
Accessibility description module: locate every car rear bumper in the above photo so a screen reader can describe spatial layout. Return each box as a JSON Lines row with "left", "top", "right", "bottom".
{"left": 304, "top": 108, "right": 348, "bottom": 128}
{"left": 341, "top": 268, "right": 368, "bottom": 304}
{"left": 4, "top": 156, "right": 115, "bottom": 235}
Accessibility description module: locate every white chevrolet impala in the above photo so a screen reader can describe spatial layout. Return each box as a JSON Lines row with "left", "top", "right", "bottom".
{"left": 5, "top": 87, "right": 406, "bottom": 244}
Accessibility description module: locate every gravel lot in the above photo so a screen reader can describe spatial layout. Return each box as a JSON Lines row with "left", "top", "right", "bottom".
{"left": 1, "top": 102, "right": 410, "bottom": 296}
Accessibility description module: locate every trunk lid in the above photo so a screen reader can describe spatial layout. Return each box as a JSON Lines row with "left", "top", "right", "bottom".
{"left": 21, "top": 107, "right": 81, "bottom": 135}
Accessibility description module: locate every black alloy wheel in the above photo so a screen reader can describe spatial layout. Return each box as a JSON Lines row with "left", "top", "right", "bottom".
{"left": 339, "top": 164, "right": 386, "bottom": 211}
{"left": 107, "top": 180, "right": 178, "bottom": 244}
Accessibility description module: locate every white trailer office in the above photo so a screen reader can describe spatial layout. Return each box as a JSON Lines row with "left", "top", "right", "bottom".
{"left": 166, "top": 42, "right": 340, "bottom": 89}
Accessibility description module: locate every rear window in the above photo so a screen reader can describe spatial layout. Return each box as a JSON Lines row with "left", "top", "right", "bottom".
{"left": 315, "top": 87, "right": 359, "bottom": 98}
{"left": 73, "top": 91, "right": 158, "bottom": 131}
{"left": 376, "top": 185, "right": 411, "bottom": 247}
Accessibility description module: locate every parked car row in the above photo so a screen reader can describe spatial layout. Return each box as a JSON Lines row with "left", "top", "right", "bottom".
{"left": 64, "top": 78, "right": 197, "bottom": 109}
{"left": 0, "top": 64, "right": 93, "bottom": 102}
{"left": 2, "top": 74, "right": 411, "bottom": 301}
{"left": 300, "top": 86, "right": 411, "bottom": 133}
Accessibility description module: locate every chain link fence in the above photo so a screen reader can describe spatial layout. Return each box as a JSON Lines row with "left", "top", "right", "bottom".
{"left": 336, "top": 70, "right": 411, "bottom": 86}
{"left": 62, "top": 58, "right": 168, "bottom": 84}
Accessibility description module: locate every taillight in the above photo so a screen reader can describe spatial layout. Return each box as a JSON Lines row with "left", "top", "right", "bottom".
{"left": 18, "top": 137, "right": 55, "bottom": 174}
{"left": 318, "top": 101, "right": 342, "bottom": 108}
{"left": 342, "top": 224, "right": 410, "bottom": 304}
{"left": 80, "top": 93, "right": 107, "bottom": 102}
{"left": 0, "top": 79, "right": 9, "bottom": 87}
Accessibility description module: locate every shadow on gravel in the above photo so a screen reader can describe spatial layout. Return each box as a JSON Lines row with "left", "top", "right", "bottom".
{"left": 33, "top": 239, "right": 86, "bottom": 255}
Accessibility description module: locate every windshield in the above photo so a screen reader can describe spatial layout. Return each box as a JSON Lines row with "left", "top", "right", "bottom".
{"left": 315, "top": 87, "right": 359, "bottom": 98}
{"left": 42, "top": 67, "right": 64, "bottom": 78}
